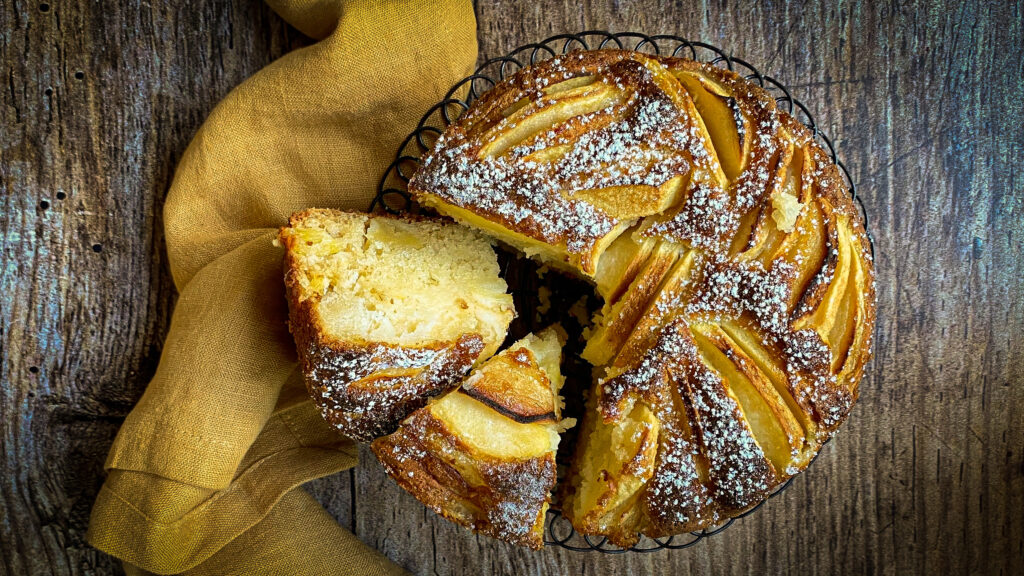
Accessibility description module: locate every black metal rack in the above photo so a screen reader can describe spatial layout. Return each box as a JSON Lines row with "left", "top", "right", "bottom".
{"left": 371, "top": 31, "right": 867, "bottom": 553}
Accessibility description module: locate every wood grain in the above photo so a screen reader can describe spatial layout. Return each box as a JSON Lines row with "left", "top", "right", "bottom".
{"left": 2, "top": 0, "right": 1021, "bottom": 574}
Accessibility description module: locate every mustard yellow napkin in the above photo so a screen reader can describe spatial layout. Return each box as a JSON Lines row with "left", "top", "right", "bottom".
{"left": 87, "top": 1, "right": 477, "bottom": 573}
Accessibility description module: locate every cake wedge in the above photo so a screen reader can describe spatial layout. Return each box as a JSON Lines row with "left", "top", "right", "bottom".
{"left": 371, "top": 326, "right": 574, "bottom": 549}
{"left": 278, "top": 209, "right": 515, "bottom": 441}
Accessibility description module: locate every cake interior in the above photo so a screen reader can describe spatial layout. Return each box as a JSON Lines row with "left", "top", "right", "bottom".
{"left": 281, "top": 210, "right": 513, "bottom": 357}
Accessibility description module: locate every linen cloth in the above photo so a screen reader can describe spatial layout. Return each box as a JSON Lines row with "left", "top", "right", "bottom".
{"left": 87, "top": 1, "right": 478, "bottom": 573}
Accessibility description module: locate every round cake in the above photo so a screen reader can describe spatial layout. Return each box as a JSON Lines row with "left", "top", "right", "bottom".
{"left": 408, "top": 49, "right": 877, "bottom": 546}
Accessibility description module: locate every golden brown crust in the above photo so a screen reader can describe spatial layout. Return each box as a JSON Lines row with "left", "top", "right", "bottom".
{"left": 410, "top": 49, "right": 876, "bottom": 547}
{"left": 371, "top": 406, "right": 556, "bottom": 549}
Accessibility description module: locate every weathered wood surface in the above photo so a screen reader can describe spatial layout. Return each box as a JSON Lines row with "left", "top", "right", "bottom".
{"left": 1, "top": 0, "right": 1021, "bottom": 574}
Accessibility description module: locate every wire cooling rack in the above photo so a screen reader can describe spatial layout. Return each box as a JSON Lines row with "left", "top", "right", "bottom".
{"left": 371, "top": 31, "right": 865, "bottom": 553}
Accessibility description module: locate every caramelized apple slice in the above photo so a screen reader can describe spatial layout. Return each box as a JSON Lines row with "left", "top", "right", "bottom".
{"left": 792, "top": 205, "right": 871, "bottom": 383}
{"left": 639, "top": 371, "right": 716, "bottom": 535}
{"left": 719, "top": 320, "right": 818, "bottom": 443}
{"left": 428, "top": 391, "right": 558, "bottom": 458}
{"left": 611, "top": 250, "right": 697, "bottom": 370}
{"left": 519, "top": 104, "right": 626, "bottom": 164}
{"left": 500, "top": 96, "right": 531, "bottom": 118}
{"left": 675, "top": 71, "right": 751, "bottom": 183}
{"left": 522, "top": 142, "right": 572, "bottom": 163}
{"left": 635, "top": 169, "right": 736, "bottom": 251}
{"left": 592, "top": 231, "right": 655, "bottom": 303}
{"left": 773, "top": 153, "right": 828, "bottom": 312}
{"left": 583, "top": 242, "right": 681, "bottom": 365}
{"left": 566, "top": 394, "right": 660, "bottom": 545}
{"left": 693, "top": 324, "right": 808, "bottom": 470}
{"left": 638, "top": 59, "right": 727, "bottom": 187}
{"left": 422, "top": 198, "right": 634, "bottom": 278}
{"left": 568, "top": 174, "right": 687, "bottom": 220}
{"left": 679, "top": 332, "right": 776, "bottom": 509}
{"left": 462, "top": 327, "right": 566, "bottom": 423}
{"left": 837, "top": 227, "right": 874, "bottom": 394}
{"left": 792, "top": 206, "right": 852, "bottom": 365}
{"left": 826, "top": 219, "right": 865, "bottom": 374}
{"left": 732, "top": 140, "right": 799, "bottom": 258}
{"left": 499, "top": 76, "right": 600, "bottom": 119}
{"left": 543, "top": 75, "right": 598, "bottom": 94}
{"left": 480, "top": 82, "right": 625, "bottom": 158}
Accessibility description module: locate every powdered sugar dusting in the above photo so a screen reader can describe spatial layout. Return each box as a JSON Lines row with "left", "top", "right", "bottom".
{"left": 643, "top": 179, "right": 737, "bottom": 250}
{"left": 401, "top": 49, "right": 873, "bottom": 544}
{"left": 302, "top": 336, "right": 482, "bottom": 441}
{"left": 600, "top": 319, "right": 775, "bottom": 509}
{"left": 413, "top": 58, "right": 708, "bottom": 256}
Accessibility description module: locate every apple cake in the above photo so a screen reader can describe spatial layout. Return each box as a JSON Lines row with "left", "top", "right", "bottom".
{"left": 278, "top": 209, "right": 514, "bottom": 441}
{"left": 409, "top": 49, "right": 877, "bottom": 546}
{"left": 372, "top": 326, "right": 574, "bottom": 549}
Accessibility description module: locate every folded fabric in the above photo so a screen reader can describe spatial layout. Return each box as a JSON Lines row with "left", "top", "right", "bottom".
{"left": 87, "top": 1, "right": 478, "bottom": 573}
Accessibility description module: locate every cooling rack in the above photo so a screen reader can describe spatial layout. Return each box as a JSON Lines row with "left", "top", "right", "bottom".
{"left": 371, "top": 30, "right": 867, "bottom": 553}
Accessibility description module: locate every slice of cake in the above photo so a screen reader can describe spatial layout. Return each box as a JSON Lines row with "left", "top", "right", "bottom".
{"left": 371, "top": 327, "right": 574, "bottom": 549}
{"left": 278, "top": 209, "right": 515, "bottom": 441}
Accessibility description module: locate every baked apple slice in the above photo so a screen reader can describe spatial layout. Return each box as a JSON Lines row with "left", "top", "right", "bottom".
{"left": 583, "top": 242, "right": 682, "bottom": 365}
{"left": 371, "top": 327, "right": 573, "bottom": 549}
{"left": 561, "top": 390, "right": 661, "bottom": 546}
{"left": 412, "top": 51, "right": 722, "bottom": 278}
{"left": 592, "top": 232, "right": 657, "bottom": 303}
{"left": 674, "top": 71, "right": 752, "bottom": 182}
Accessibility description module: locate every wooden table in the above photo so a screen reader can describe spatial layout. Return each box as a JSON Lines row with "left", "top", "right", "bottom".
{"left": 2, "top": 1, "right": 1021, "bottom": 574}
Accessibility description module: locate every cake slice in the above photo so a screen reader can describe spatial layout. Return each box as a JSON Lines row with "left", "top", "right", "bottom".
{"left": 371, "top": 327, "right": 574, "bottom": 549}
{"left": 278, "top": 209, "right": 515, "bottom": 441}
